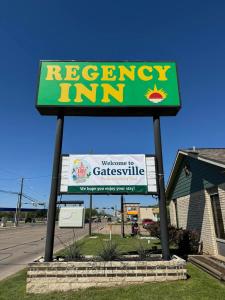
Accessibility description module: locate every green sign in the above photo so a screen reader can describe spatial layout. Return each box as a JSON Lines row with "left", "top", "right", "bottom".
{"left": 36, "top": 61, "right": 181, "bottom": 116}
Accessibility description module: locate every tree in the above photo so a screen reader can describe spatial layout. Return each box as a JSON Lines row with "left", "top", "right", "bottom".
{"left": 84, "top": 208, "right": 98, "bottom": 223}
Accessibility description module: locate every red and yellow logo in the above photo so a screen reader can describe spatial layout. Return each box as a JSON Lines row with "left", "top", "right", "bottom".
{"left": 145, "top": 84, "right": 167, "bottom": 103}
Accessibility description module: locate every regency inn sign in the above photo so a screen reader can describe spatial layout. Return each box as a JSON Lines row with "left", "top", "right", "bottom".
{"left": 36, "top": 61, "right": 180, "bottom": 116}
{"left": 35, "top": 60, "right": 181, "bottom": 261}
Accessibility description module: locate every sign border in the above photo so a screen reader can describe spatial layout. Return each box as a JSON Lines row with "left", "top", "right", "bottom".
{"left": 58, "top": 154, "right": 158, "bottom": 196}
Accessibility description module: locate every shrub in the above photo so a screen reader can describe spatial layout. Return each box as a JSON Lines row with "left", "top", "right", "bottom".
{"left": 145, "top": 222, "right": 161, "bottom": 239}
{"left": 145, "top": 222, "right": 200, "bottom": 256}
{"left": 189, "top": 230, "right": 200, "bottom": 253}
{"left": 136, "top": 240, "right": 148, "bottom": 260}
{"left": 145, "top": 222, "right": 179, "bottom": 245}
{"left": 57, "top": 230, "right": 82, "bottom": 261}
{"left": 64, "top": 242, "right": 82, "bottom": 261}
{"left": 98, "top": 240, "right": 120, "bottom": 261}
{"left": 177, "top": 229, "right": 200, "bottom": 256}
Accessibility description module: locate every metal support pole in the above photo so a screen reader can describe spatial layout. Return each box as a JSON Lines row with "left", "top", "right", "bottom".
{"left": 121, "top": 195, "right": 125, "bottom": 238}
{"left": 153, "top": 116, "right": 170, "bottom": 260}
{"left": 15, "top": 177, "right": 24, "bottom": 226}
{"left": 18, "top": 177, "right": 24, "bottom": 223}
{"left": 44, "top": 115, "right": 64, "bottom": 262}
{"left": 15, "top": 195, "right": 19, "bottom": 226}
{"left": 89, "top": 194, "right": 92, "bottom": 236}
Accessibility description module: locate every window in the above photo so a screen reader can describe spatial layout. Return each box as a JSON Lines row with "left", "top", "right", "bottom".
{"left": 183, "top": 162, "right": 191, "bottom": 177}
{"left": 173, "top": 199, "right": 179, "bottom": 228}
{"left": 210, "top": 194, "right": 225, "bottom": 239}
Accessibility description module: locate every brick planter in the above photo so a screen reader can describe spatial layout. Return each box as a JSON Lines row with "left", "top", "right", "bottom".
{"left": 27, "top": 255, "right": 187, "bottom": 293}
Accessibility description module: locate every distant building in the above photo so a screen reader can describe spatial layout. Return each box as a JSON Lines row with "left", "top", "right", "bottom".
{"left": 123, "top": 203, "right": 140, "bottom": 221}
{"left": 123, "top": 202, "right": 159, "bottom": 222}
{"left": 139, "top": 206, "right": 159, "bottom": 221}
{"left": 166, "top": 148, "right": 225, "bottom": 257}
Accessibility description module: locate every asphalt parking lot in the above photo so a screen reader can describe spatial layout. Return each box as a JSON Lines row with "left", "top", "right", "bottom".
{"left": 0, "top": 222, "right": 98, "bottom": 281}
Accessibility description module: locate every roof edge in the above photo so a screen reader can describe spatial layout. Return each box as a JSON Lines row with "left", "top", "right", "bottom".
{"left": 166, "top": 149, "right": 225, "bottom": 200}
{"left": 180, "top": 150, "right": 225, "bottom": 169}
{"left": 166, "top": 150, "right": 186, "bottom": 199}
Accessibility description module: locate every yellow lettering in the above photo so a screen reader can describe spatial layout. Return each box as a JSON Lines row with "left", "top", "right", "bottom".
{"left": 64, "top": 65, "right": 80, "bottom": 81}
{"left": 58, "top": 83, "right": 71, "bottom": 102}
{"left": 153, "top": 65, "right": 171, "bottom": 81}
{"left": 118, "top": 65, "right": 136, "bottom": 81}
{"left": 137, "top": 66, "right": 153, "bottom": 81}
{"left": 46, "top": 65, "right": 62, "bottom": 80}
{"left": 101, "top": 84, "right": 125, "bottom": 103}
{"left": 101, "top": 65, "right": 116, "bottom": 81}
{"left": 74, "top": 83, "right": 98, "bottom": 103}
{"left": 82, "top": 65, "right": 99, "bottom": 81}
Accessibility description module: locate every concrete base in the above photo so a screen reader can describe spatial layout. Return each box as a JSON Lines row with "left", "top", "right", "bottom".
{"left": 27, "top": 256, "right": 187, "bottom": 294}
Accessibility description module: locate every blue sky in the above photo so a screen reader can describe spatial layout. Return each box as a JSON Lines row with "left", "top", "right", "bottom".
{"left": 1, "top": 0, "right": 225, "bottom": 211}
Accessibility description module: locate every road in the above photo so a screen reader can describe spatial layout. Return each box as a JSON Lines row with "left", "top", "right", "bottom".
{"left": 0, "top": 222, "right": 101, "bottom": 281}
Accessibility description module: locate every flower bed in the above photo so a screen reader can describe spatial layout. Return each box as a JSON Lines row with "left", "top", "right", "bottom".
{"left": 27, "top": 255, "right": 187, "bottom": 293}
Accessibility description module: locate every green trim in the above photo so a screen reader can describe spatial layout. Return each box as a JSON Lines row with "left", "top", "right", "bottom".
{"left": 67, "top": 185, "right": 147, "bottom": 194}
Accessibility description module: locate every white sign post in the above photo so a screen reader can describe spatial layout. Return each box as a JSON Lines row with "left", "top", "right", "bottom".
{"left": 59, "top": 206, "right": 85, "bottom": 228}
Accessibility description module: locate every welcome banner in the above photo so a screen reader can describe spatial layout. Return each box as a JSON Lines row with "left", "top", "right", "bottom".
{"left": 60, "top": 154, "right": 157, "bottom": 195}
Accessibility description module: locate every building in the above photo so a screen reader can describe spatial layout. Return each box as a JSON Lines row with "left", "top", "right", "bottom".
{"left": 167, "top": 148, "right": 225, "bottom": 257}
{"left": 139, "top": 206, "right": 159, "bottom": 222}
{"left": 123, "top": 203, "right": 140, "bottom": 221}
{"left": 123, "top": 202, "right": 159, "bottom": 222}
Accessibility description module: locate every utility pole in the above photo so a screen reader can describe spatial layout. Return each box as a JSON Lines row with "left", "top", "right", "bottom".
{"left": 121, "top": 195, "right": 125, "bottom": 238}
{"left": 15, "top": 177, "right": 24, "bottom": 226}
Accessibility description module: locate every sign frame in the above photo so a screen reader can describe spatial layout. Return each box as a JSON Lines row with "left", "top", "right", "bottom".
{"left": 58, "top": 154, "right": 158, "bottom": 196}
{"left": 58, "top": 206, "right": 85, "bottom": 228}
{"left": 36, "top": 60, "right": 181, "bottom": 117}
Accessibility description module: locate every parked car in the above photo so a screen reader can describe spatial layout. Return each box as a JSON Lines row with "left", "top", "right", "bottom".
{"left": 142, "top": 218, "right": 155, "bottom": 229}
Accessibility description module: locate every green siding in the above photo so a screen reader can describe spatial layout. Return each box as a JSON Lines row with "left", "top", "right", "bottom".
{"left": 169, "top": 156, "right": 225, "bottom": 199}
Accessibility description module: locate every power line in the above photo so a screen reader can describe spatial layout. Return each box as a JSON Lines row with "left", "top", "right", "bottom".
{"left": 0, "top": 168, "right": 21, "bottom": 176}
{"left": 23, "top": 193, "right": 43, "bottom": 203}
{"left": 0, "top": 175, "right": 52, "bottom": 181}
{"left": 0, "top": 189, "right": 19, "bottom": 195}
{"left": 24, "top": 185, "right": 47, "bottom": 198}
{"left": 0, "top": 174, "right": 62, "bottom": 181}
{"left": 24, "top": 175, "right": 51, "bottom": 180}
{"left": 0, "top": 189, "right": 46, "bottom": 205}
{"left": 0, "top": 177, "right": 21, "bottom": 181}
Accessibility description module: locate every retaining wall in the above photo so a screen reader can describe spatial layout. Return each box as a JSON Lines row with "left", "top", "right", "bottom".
{"left": 27, "top": 256, "right": 187, "bottom": 293}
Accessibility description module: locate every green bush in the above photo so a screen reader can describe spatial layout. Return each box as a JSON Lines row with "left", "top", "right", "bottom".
{"left": 64, "top": 242, "right": 82, "bottom": 261}
{"left": 177, "top": 229, "right": 200, "bottom": 256}
{"left": 145, "top": 222, "right": 178, "bottom": 245}
{"left": 98, "top": 240, "right": 120, "bottom": 261}
{"left": 57, "top": 230, "right": 82, "bottom": 261}
{"left": 145, "top": 222, "right": 200, "bottom": 256}
{"left": 136, "top": 240, "right": 149, "bottom": 260}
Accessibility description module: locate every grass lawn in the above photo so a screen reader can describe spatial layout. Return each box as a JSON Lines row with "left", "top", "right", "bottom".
{"left": 1, "top": 234, "right": 225, "bottom": 300}
{"left": 1, "top": 264, "right": 225, "bottom": 300}
{"left": 59, "top": 234, "right": 161, "bottom": 256}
